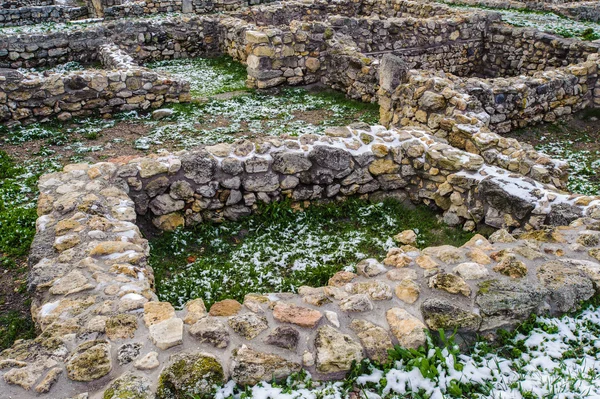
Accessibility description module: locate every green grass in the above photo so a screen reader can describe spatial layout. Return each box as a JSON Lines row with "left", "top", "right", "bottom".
{"left": 0, "top": 151, "right": 59, "bottom": 351}
{"left": 149, "top": 198, "right": 475, "bottom": 308}
{"left": 509, "top": 120, "right": 600, "bottom": 196}
{"left": 0, "top": 310, "right": 36, "bottom": 351}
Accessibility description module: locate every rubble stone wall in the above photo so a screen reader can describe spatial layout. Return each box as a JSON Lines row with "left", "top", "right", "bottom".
{"left": 0, "top": 16, "right": 223, "bottom": 69}
{"left": 483, "top": 24, "right": 600, "bottom": 77}
{"left": 0, "top": 44, "right": 190, "bottom": 123}
{"left": 118, "top": 126, "right": 580, "bottom": 232}
{"left": 379, "top": 53, "right": 600, "bottom": 164}
{"left": 2, "top": 0, "right": 56, "bottom": 9}
{"left": 2, "top": 125, "right": 600, "bottom": 398}
{"left": 0, "top": 5, "right": 88, "bottom": 27}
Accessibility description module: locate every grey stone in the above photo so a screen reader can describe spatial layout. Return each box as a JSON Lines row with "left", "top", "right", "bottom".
{"left": 189, "top": 317, "right": 230, "bottom": 349}
{"left": 272, "top": 152, "right": 312, "bottom": 174}
{"left": 421, "top": 298, "right": 482, "bottom": 332}
{"left": 149, "top": 194, "right": 184, "bottom": 216}
{"left": 309, "top": 146, "right": 352, "bottom": 171}
{"left": 181, "top": 151, "right": 217, "bottom": 184}
{"left": 231, "top": 345, "right": 301, "bottom": 386}
{"left": 265, "top": 326, "right": 300, "bottom": 350}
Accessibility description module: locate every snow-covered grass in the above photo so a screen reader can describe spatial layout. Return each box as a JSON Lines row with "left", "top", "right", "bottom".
{"left": 133, "top": 87, "right": 380, "bottom": 149}
{"left": 203, "top": 300, "right": 600, "bottom": 399}
{"left": 149, "top": 199, "right": 474, "bottom": 308}
{"left": 448, "top": 4, "right": 600, "bottom": 40}
{"left": 507, "top": 115, "right": 600, "bottom": 196}
{"left": 146, "top": 56, "right": 248, "bottom": 98}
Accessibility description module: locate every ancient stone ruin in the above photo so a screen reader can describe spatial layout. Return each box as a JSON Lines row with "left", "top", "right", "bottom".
{"left": 1, "top": 0, "right": 600, "bottom": 397}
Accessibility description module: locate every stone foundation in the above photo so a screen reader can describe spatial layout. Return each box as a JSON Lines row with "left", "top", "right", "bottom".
{"left": 2, "top": 1, "right": 600, "bottom": 396}
{"left": 1, "top": 124, "right": 600, "bottom": 397}
{"left": 0, "top": 44, "right": 190, "bottom": 123}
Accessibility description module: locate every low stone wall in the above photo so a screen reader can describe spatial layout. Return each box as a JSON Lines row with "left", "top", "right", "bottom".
{"left": 322, "top": 43, "right": 380, "bottom": 102}
{"left": 0, "top": 15, "right": 224, "bottom": 69}
{"left": 0, "top": 44, "right": 190, "bottom": 124}
{"left": 2, "top": 124, "right": 600, "bottom": 397}
{"left": 378, "top": 54, "right": 599, "bottom": 184}
{"left": 484, "top": 24, "right": 600, "bottom": 77}
{"left": 1, "top": 0, "right": 55, "bottom": 9}
{"left": 0, "top": 5, "right": 88, "bottom": 27}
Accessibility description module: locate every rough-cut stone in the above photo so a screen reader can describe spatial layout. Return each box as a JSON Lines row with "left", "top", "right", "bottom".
{"left": 339, "top": 294, "right": 374, "bottom": 312}
{"left": 149, "top": 318, "right": 184, "bottom": 350}
{"left": 387, "top": 268, "right": 418, "bottom": 281}
{"left": 352, "top": 280, "right": 393, "bottom": 300}
{"left": 228, "top": 313, "right": 269, "bottom": 339}
{"left": 209, "top": 299, "right": 242, "bottom": 316}
{"left": 273, "top": 302, "right": 322, "bottom": 328}
{"left": 183, "top": 298, "right": 207, "bottom": 325}
{"left": 134, "top": 352, "right": 160, "bottom": 370}
{"left": 315, "top": 325, "right": 363, "bottom": 373}
{"left": 265, "top": 326, "right": 300, "bottom": 350}
{"left": 350, "top": 319, "right": 393, "bottom": 363}
{"left": 143, "top": 301, "right": 175, "bottom": 327}
{"left": 384, "top": 248, "right": 413, "bottom": 268}
{"left": 66, "top": 341, "right": 112, "bottom": 382}
{"left": 421, "top": 298, "right": 482, "bottom": 331}
{"left": 386, "top": 308, "right": 426, "bottom": 349}
{"left": 476, "top": 280, "right": 547, "bottom": 330}
{"left": 103, "top": 373, "right": 153, "bottom": 399}
{"left": 231, "top": 345, "right": 301, "bottom": 386}
{"left": 394, "top": 279, "right": 420, "bottom": 303}
{"left": 429, "top": 272, "right": 471, "bottom": 296}
{"left": 156, "top": 353, "right": 224, "bottom": 399}
{"left": 117, "top": 342, "right": 142, "bottom": 365}
{"left": 493, "top": 255, "right": 528, "bottom": 278}
{"left": 328, "top": 271, "right": 356, "bottom": 286}
{"left": 189, "top": 317, "right": 231, "bottom": 349}
{"left": 537, "top": 261, "right": 595, "bottom": 313}
{"left": 105, "top": 314, "right": 138, "bottom": 340}
{"left": 394, "top": 230, "right": 417, "bottom": 245}
{"left": 356, "top": 258, "right": 387, "bottom": 277}
{"left": 453, "top": 262, "right": 489, "bottom": 280}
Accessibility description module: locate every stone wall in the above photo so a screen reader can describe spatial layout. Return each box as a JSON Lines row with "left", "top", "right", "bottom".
{"left": 1, "top": 0, "right": 55, "bottom": 8}
{"left": 2, "top": 124, "right": 600, "bottom": 397}
{"left": 0, "top": 15, "right": 223, "bottom": 69}
{"left": 0, "top": 44, "right": 190, "bottom": 124}
{"left": 483, "top": 24, "right": 600, "bottom": 77}
{"left": 378, "top": 53, "right": 600, "bottom": 178}
{"left": 118, "top": 125, "right": 580, "bottom": 232}
{"left": 0, "top": 5, "right": 88, "bottom": 27}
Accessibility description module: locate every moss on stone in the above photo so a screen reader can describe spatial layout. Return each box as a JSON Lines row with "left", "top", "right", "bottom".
{"left": 156, "top": 353, "right": 224, "bottom": 399}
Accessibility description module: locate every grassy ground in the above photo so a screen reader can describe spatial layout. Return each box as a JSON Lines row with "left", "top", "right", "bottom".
{"left": 146, "top": 56, "right": 248, "bottom": 98}
{"left": 149, "top": 198, "right": 475, "bottom": 308}
{"left": 506, "top": 110, "right": 600, "bottom": 196}
{"left": 0, "top": 151, "right": 53, "bottom": 350}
